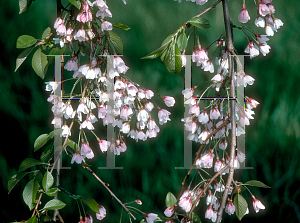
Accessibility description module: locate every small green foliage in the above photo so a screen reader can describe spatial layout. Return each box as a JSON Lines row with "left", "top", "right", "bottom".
{"left": 187, "top": 17, "right": 211, "bottom": 29}
{"left": 18, "top": 158, "right": 46, "bottom": 173}
{"left": 16, "top": 35, "right": 37, "bottom": 48}
{"left": 22, "top": 180, "right": 40, "bottom": 210}
{"left": 112, "top": 23, "right": 131, "bottom": 31}
{"left": 26, "top": 215, "right": 37, "bottom": 223}
{"left": 34, "top": 134, "right": 49, "bottom": 152}
{"left": 69, "top": 0, "right": 81, "bottom": 10}
{"left": 81, "top": 197, "right": 100, "bottom": 214}
{"left": 177, "top": 33, "right": 188, "bottom": 51}
{"left": 19, "top": 0, "right": 33, "bottom": 14}
{"left": 165, "top": 192, "right": 177, "bottom": 207}
{"left": 243, "top": 180, "right": 271, "bottom": 188}
{"left": 15, "top": 47, "right": 34, "bottom": 72}
{"left": 234, "top": 193, "right": 248, "bottom": 221}
{"left": 42, "top": 171, "right": 54, "bottom": 192}
{"left": 8, "top": 172, "right": 30, "bottom": 194}
{"left": 108, "top": 30, "right": 123, "bottom": 54}
{"left": 32, "top": 48, "right": 48, "bottom": 79}
{"left": 43, "top": 199, "right": 66, "bottom": 210}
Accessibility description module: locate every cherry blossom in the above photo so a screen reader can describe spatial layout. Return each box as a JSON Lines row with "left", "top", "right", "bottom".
{"left": 96, "top": 205, "right": 106, "bottom": 220}
{"left": 252, "top": 196, "right": 265, "bottom": 213}
{"left": 225, "top": 199, "right": 235, "bottom": 215}
{"left": 238, "top": 4, "right": 250, "bottom": 23}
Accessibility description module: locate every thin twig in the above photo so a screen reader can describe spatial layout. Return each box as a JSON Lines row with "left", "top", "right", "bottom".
{"left": 190, "top": 0, "right": 223, "bottom": 20}
{"left": 187, "top": 164, "right": 229, "bottom": 219}
{"left": 177, "top": 119, "right": 230, "bottom": 201}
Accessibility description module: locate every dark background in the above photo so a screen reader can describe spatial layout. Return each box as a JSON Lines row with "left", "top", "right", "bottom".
{"left": 1, "top": 0, "right": 300, "bottom": 222}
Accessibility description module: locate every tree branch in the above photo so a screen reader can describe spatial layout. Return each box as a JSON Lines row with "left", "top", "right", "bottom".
{"left": 177, "top": 119, "right": 230, "bottom": 201}
{"left": 216, "top": 0, "right": 236, "bottom": 222}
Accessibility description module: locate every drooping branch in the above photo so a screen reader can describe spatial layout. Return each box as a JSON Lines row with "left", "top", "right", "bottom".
{"left": 216, "top": 0, "right": 236, "bottom": 222}
{"left": 177, "top": 119, "right": 230, "bottom": 201}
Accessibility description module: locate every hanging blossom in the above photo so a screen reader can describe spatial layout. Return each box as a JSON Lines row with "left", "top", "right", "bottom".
{"left": 47, "top": 0, "right": 176, "bottom": 161}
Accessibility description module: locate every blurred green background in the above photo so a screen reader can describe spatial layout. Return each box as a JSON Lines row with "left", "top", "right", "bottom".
{"left": 1, "top": 0, "right": 300, "bottom": 222}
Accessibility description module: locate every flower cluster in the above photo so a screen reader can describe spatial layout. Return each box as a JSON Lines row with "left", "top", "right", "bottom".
{"left": 47, "top": 0, "right": 175, "bottom": 164}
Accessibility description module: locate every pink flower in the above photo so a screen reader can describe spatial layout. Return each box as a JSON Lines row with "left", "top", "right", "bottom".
{"left": 198, "top": 128, "right": 210, "bottom": 144}
{"left": 182, "top": 88, "right": 194, "bottom": 99}
{"left": 145, "top": 213, "right": 158, "bottom": 223}
{"left": 97, "top": 138, "right": 109, "bottom": 152}
{"left": 86, "top": 214, "right": 93, "bottom": 223}
{"left": 205, "top": 204, "right": 216, "bottom": 220}
{"left": 158, "top": 109, "right": 171, "bottom": 125}
{"left": 56, "top": 23, "right": 66, "bottom": 36}
{"left": 255, "top": 16, "right": 265, "bottom": 28}
{"left": 65, "top": 57, "right": 78, "bottom": 71}
{"left": 198, "top": 110, "right": 209, "bottom": 124}
{"left": 96, "top": 205, "right": 106, "bottom": 220}
{"left": 71, "top": 152, "right": 85, "bottom": 164}
{"left": 54, "top": 17, "right": 63, "bottom": 29}
{"left": 101, "top": 20, "right": 113, "bottom": 31}
{"left": 206, "top": 190, "right": 217, "bottom": 205}
{"left": 237, "top": 150, "right": 246, "bottom": 163}
{"left": 163, "top": 96, "right": 175, "bottom": 107}
{"left": 259, "top": 3, "right": 270, "bottom": 17}
{"left": 135, "top": 199, "right": 142, "bottom": 205}
{"left": 74, "top": 28, "right": 86, "bottom": 42}
{"left": 225, "top": 199, "right": 235, "bottom": 215}
{"left": 196, "top": 151, "right": 214, "bottom": 168}
{"left": 164, "top": 205, "right": 175, "bottom": 217}
{"left": 239, "top": 114, "right": 250, "bottom": 127}
{"left": 252, "top": 196, "right": 265, "bottom": 213}
{"left": 178, "top": 195, "right": 192, "bottom": 213}
{"left": 210, "top": 107, "right": 221, "bottom": 120}
{"left": 238, "top": 4, "right": 250, "bottom": 23}
{"left": 189, "top": 104, "right": 200, "bottom": 116}
{"left": 137, "top": 109, "right": 149, "bottom": 122}
{"left": 120, "top": 105, "right": 133, "bottom": 120}
{"left": 81, "top": 142, "right": 94, "bottom": 159}
{"left": 80, "top": 119, "right": 94, "bottom": 130}
{"left": 244, "top": 40, "right": 259, "bottom": 59}
{"left": 245, "top": 96, "right": 259, "bottom": 109}
{"left": 145, "top": 89, "right": 154, "bottom": 99}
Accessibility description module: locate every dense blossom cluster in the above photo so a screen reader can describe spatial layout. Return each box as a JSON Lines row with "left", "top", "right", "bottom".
{"left": 48, "top": 0, "right": 175, "bottom": 165}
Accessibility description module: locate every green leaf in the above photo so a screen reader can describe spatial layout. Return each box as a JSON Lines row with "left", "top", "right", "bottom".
{"left": 234, "top": 194, "right": 248, "bottom": 221}
{"left": 40, "top": 143, "right": 54, "bottom": 163}
{"left": 48, "top": 129, "right": 62, "bottom": 139}
{"left": 243, "top": 180, "right": 271, "bottom": 188}
{"left": 188, "top": 17, "right": 211, "bottom": 29}
{"left": 67, "top": 139, "right": 78, "bottom": 153}
{"left": 69, "top": 0, "right": 81, "bottom": 9}
{"left": 26, "top": 215, "right": 37, "bottom": 223}
{"left": 46, "top": 187, "right": 60, "bottom": 197}
{"left": 81, "top": 198, "right": 100, "bottom": 214}
{"left": 141, "top": 44, "right": 167, "bottom": 59}
{"left": 34, "top": 134, "right": 49, "bottom": 152}
{"left": 17, "top": 35, "right": 37, "bottom": 48}
{"left": 32, "top": 48, "right": 48, "bottom": 79}
{"left": 108, "top": 30, "right": 123, "bottom": 54}
{"left": 165, "top": 192, "right": 177, "bottom": 207}
{"left": 23, "top": 180, "right": 39, "bottom": 210}
{"left": 161, "top": 34, "right": 174, "bottom": 46}
{"left": 142, "top": 34, "right": 174, "bottom": 60}
{"left": 191, "top": 212, "right": 202, "bottom": 223}
{"left": 18, "top": 158, "right": 46, "bottom": 173}
{"left": 43, "top": 199, "right": 66, "bottom": 210}
{"left": 8, "top": 172, "right": 30, "bottom": 194}
{"left": 175, "top": 44, "right": 182, "bottom": 74}
{"left": 41, "top": 27, "right": 51, "bottom": 40}
{"left": 42, "top": 171, "right": 54, "bottom": 192}
{"left": 15, "top": 47, "right": 34, "bottom": 72}
{"left": 177, "top": 33, "right": 188, "bottom": 51}
{"left": 19, "top": 0, "right": 33, "bottom": 14}
{"left": 163, "top": 42, "right": 178, "bottom": 74}
{"left": 112, "top": 23, "right": 131, "bottom": 31}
